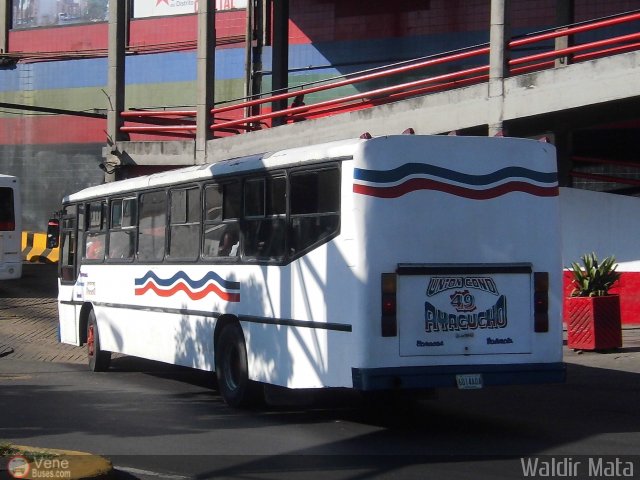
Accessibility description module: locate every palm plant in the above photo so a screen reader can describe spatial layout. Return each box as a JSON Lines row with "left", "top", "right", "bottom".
{"left": 570, "top": 252, "right": 621, "bottom": 297}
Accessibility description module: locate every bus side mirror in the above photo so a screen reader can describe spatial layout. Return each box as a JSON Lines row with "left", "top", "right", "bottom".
{"left": 46, "top": 218, "right": 60, "bottom": 249}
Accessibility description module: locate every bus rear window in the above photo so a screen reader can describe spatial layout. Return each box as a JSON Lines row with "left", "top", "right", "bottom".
{"left": 289, "top": 168, "right": 340, "bottom": 256}
{"left": 0, "top": 187, "right": 15, "bottom": 231}
{"left": 290, "top": 169, "right": 340, "bottom": 214}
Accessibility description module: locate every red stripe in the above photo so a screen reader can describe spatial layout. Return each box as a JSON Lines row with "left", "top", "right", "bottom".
{"left": 353, "top": 179, "right": 559, "bottom": 199}
{"left": 9, "top": 12, "right": 245, "bottom": 54}
{"left": 10, "top": 23, "right": 108, "bottom": 53}
{"left": 130, "top": 12, "right": 245, "bottom": 49}
{"left": 0, "top": 116, "right": 105, "bottom": 145}
{"left": 135, "top": 281, "right": 240, "bottom": 302}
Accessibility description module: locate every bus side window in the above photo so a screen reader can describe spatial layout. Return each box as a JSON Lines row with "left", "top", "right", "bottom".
{"left": 83, "top": 201, "right": 107, "bottom": 261}
{"left": 243, "top": 176, "right": 286, "bottom": 261}
{"left": 289, "top": 168, "right": 340, "bottom": 256}
{"left": 168, "top": 187, "right": 200, "bottom": 261}
{"left": 107, "top": 197, "right": 137, "bottom": 261}
{"left": 137, "top": 191, "right": 167, "bottom": 262}
{"left": 203, "top": 183, "right": 240, "bottom": 260}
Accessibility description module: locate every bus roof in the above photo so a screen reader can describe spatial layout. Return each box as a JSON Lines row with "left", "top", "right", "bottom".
{"left": 64, "top": 137, "right": 364, "bottom": 203}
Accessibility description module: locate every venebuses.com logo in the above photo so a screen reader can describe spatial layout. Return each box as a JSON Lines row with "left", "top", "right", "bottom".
{"left": 7, "top": 455, "right": 71, "bottom": 478}
{"left": 7, "top": 455, "right": 29, "bottom": 478}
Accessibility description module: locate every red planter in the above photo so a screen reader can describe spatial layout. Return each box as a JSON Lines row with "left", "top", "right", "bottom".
{"left": 566, "top": 295, "right": 622, "bottom": 350}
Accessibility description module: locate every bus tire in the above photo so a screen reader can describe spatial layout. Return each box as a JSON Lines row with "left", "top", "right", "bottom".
{"left": 87, "top": 310, "right": 111, "bottom": 372}
{"left": 215, "top": 323, "right": 255, "bottom": 407}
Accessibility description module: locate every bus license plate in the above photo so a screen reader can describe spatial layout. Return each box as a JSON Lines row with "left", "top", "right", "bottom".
{"left": 456, "top": 374, "right": 483, "bottom": 389}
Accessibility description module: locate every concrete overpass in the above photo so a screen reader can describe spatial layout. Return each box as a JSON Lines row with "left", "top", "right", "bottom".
{"left": 110, "top": 49, "right": 640, "bottom": 168}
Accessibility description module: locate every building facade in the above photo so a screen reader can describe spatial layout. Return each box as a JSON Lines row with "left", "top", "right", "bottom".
{"left": 1, "top": 0, "right": 639, "bottom": 230}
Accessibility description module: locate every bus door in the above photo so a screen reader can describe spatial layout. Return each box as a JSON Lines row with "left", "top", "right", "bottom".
{"left": 58, "top": 204, "right": 82, "bottom": 345}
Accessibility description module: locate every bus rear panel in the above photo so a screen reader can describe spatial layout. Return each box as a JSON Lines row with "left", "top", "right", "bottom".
{"left": 349, "top": 135, "right": 564, "bottom": 391}
{"left": 0, "top": 175, "right": 22, "bottom": 280}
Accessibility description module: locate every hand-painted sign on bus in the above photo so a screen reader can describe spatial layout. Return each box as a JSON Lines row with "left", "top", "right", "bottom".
{"left": 398, "top": 268, "right": 532, "bottom": 356}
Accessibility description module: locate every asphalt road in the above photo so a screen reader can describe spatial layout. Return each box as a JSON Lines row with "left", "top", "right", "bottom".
{"left": 1, "top": 265, "right": 640, "bottom": 479}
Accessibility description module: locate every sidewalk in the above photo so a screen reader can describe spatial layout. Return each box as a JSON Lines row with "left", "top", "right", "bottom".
{"left": 563, "top": 326, "right": 640, "bottom": 374}
{"left": 0, "top": 264, "right": 86, "bottom": 364}
{"left": 0, "top": 265, "right": 113, "bottom": 479}
{"left": 0, "top": 296, "right": 86, "bottom": 363}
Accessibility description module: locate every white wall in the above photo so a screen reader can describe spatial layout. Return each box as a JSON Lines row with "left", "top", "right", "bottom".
{"left": 560, "top": 187, "right": 640, "bottom": 271}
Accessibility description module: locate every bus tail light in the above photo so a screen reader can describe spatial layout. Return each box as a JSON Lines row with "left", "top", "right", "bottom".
{"left": 47, "top": 218, "right": 60, "bottom": 248}
{"left": 381, "top": 273, "right": 397, "bottom": 337}
{"left": 534, "top": 272, "right": 549, "bottom": 332}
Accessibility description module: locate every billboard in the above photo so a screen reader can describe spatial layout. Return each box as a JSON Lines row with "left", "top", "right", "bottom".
{"left": 133, "top": 0, "right": 247, "bottom": 18}
{"left": 12, "top": 0, "right": 109, "bottom": 28}
{"left": 11, "top": 0, "right": 247, "bottom": 29}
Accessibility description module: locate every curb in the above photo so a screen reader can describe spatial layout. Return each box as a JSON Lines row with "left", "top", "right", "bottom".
{"left": 3, "top": 445, "right": 113, "bottom": 479}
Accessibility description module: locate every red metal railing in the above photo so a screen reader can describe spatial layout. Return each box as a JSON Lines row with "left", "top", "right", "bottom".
{"left": 120, "top": 10, "right": 640, "bottom": 137}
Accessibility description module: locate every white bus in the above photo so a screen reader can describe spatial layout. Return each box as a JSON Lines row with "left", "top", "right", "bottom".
{"left": 0, "top": 174, "right": 22, "bottom": 280}
{"left": 55, "top": 135, "right": 564, "bottom": 406}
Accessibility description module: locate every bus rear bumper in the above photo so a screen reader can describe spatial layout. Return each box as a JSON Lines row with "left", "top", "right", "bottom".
{"left": 0, "top": 262, "right": 22, "bottom": 280}
{"left": 352, "top": 362, "right": 566, "bottom": 391}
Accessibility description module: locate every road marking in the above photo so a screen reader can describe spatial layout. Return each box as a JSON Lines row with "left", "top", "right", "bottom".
{"left": 0, "top": 374, "right": 32, "bottom": 380}
{"left": 115, "top": 466, "right": 189, "bottom": 479}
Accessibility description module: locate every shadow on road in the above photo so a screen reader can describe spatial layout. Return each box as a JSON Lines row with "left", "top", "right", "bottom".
{"left": 0, "top": 355, "right": 638, "bottom": 478}
{"left": 4, "top": 357, "right": 636, "bottom": 448}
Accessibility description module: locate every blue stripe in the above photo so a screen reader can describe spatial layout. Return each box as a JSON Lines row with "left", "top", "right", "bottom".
{"left": 0, "top": 67, "right": 21, "bottom": 92}
{"left": 127, "top": 50, "right": 245, "bottom": 84}
{"left": 0, "top": 49, "right": 246, "bottom": 93}
{"left": 126, "top": 52, "right": 196, "bottom": 84}
{"left": 32, "top": 58, "right": 107, "bottom": 90}
{"left": 135, "top": 270, "right": 240, "bottom": 290}
{"left": 286, "top": 31, "right": 486, "bottom": 72}
{"left": 353, "top": 164, "right": 557, "bottom": 186}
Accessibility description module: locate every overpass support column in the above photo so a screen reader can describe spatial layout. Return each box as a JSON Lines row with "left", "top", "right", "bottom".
{"left": 196, "top": 1, "right": 216, "bottom": 164}
{"left": 271, "top": 0, "right": 289, "bottom": 127}
{"left": 555, "top": 0, "right": 575, "bottom": 67}
{"left": 246, "top": 0, "right": 267, "bottom": 120}
{"left": 1, "top": 1, "right": 8, "bottom": 55}
{"left": 554, "top": 2, "right": 575, "bottom": 185}
{"left": 488, "top": 0, "right": 510, "bottom": 137}
{"left": 105, "top": 0, "right": 128, "bottom": 182}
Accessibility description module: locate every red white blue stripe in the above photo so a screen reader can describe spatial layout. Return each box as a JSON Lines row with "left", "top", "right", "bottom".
{"left": 135, "top": 271, "right": 241, "bottom": 302}
{"left": 353, "top": 164, "right": 559, "bottom": 199}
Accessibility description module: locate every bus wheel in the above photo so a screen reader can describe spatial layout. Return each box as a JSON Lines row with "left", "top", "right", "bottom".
{"left": 215, "top": 323, "right": 254, "bottom": 407}
{"left": 87, "top": 310, "right": 111, "bottom": 372}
